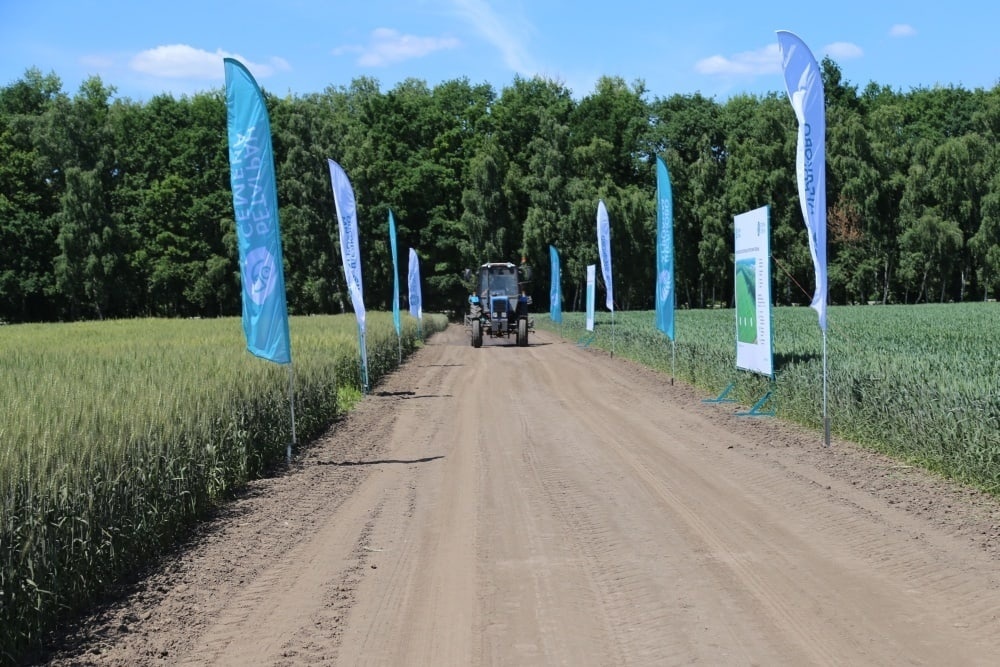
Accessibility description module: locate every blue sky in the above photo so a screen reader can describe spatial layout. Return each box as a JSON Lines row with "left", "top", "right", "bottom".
{"left": 1, "top": 1, "right": 997, "bottom": 102}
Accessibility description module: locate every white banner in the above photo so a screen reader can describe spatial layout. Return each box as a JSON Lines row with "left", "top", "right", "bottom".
{"left": 777, "top": 30, "right": 827, "bottom": 331}
{"left": 734, "top": 206, "right": 773, "bottom": 377}
{"left": 407, "top": 247, "right": 422, "bottom": 320}
{"left": 327, "top": 159, "right": 366, "bottom": 334}
{"left": 586, "top": 264, "right": 596, "bottom": 331}
{"left": 596, "top": 200, "right": 613, "bottom": 311}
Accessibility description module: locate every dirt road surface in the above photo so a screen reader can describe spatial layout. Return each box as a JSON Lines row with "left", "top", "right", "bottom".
{"left": 46, "top": 325, "right": 1000, "bottom": 666}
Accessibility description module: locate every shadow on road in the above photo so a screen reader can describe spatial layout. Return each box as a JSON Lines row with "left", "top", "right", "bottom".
{"left": 474, "top": 341, "right": 551, "bottom": 348}
{"left": 375, "top": 391, "right": 453, "bottom": 399}
{"left": 316, "top": 455, "right": 445, "bottom": 467}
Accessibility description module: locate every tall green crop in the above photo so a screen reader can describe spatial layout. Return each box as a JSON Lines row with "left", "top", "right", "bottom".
{"left": 0, "top": 312, "right": 446, "bottom": 661}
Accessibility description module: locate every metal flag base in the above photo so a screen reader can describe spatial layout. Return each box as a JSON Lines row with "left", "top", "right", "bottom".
{"left": 702, "top": 382, "right": 737, "bottom": 403}
{"left": 736, "top": 391, "right": 775, "bottom": 417}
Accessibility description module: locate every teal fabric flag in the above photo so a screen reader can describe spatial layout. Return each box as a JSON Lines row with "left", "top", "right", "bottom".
{"left": 655, "top": 155, "right": 675, "bottom": 340}
{"left": 389, "top": 210, "right": 401, "bottom": 336}
{"left": 224, "top": 58, "right": 291, "bottom": 365}
{"left": 549, "top": 245, "right": 562, "bottom": 324}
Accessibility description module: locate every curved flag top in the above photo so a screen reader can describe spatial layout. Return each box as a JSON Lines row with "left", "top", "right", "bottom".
{"left": 224, "top": 58, "right": 291, "bottom": 365}
{"left": 327, "top": 159, "right": 366, "bottom": 334}
{"left": 549, "top": 245, "right": 562, "bottom": 324}
{"left": 389, "top": 210, "right": 401, "bottom": 336}
{"left": 408, "top": 248, "right": 422, "bottom": 320}
{"left": 777, "top": 30, "right": 827, "bottom": 331}
{"left": 597, "top": 200, "right": 613, "bottom": 311}
{"left": 655, "top": 156, "right": 675, "bottom": 341}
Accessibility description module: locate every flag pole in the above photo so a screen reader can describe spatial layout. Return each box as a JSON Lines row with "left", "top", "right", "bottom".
{"left": 671, "top": 339, "right": 676, "bottom": 386}
{"left": 823, "top": 329, "right": 829, "bottom": 446}
{"left": 287, "top": 365, "right": 297, "bottom": 464}
{"left": 359, "top": 323, "right": 370, "bottom": 394}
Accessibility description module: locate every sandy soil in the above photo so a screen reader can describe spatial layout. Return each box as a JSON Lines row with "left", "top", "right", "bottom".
{"left": 42, "top": 324, "right": 1000, "bottom": 666}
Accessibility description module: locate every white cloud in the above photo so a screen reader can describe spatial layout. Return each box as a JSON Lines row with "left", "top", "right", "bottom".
{"left": 889, "top": 24, "right": 917, "bottom": 38}
{"left": 335, "top": 28, "right": 460, "bottom": 67}
{"left": 696, "top": 39, "right": 863, "bottom": 80}
{"left": 824, "top": 42, "right": 863, "bottom": 60}
{"left": 129, "top": 44, "right": 290, "bottom": 80}
{"left": 447, "top": 0, "right": 536, "bottom": 74}
{"left": 695, "top": 44, "right": 782, "bottom": 76}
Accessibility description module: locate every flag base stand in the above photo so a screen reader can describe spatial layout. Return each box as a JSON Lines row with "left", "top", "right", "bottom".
{"left": 702, "top": 383, "right": 737, "bottom": 403}
{"left": 577, "top": 333, "right": 595, "bottom": 348}
{"left": 736, "top": 391, "right": 775, "bottom": 417}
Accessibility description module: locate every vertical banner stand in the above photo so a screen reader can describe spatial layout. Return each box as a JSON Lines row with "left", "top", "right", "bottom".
{"left": 287, "top": 366, "right": 297, "bottom": 465}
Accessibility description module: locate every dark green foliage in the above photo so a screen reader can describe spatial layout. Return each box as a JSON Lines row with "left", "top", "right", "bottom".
{"left": 0, "top": 65, "right": 999, "bottom": 323}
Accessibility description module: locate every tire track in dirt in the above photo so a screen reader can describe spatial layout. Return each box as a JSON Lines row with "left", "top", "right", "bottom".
{"left": 332, "top": 330, "right": 480, "bottom": 666}
{"left": 527, "top": 341, "right": 761, "bottom": 666}
{"left": 205, "top": 337, "right": 469, "bottom": 666}
{"left": 542, "top": 336, "right": 1000, "bottom": 664}
{"left": 759, "top": 453, "right": 1000, "bottom": 643}
{"left": 173, "top": 425, "right": 400, "bottom": 665}
{"left": 477, "top": 377, "right": 619, "bottom": 666}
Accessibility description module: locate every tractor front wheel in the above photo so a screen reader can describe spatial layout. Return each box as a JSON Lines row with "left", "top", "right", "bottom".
{"left": 472, "top": 319, "right": 483, "bottom": 348}
{"left": 516, "top": 318, "right": 528, "bottom": 347}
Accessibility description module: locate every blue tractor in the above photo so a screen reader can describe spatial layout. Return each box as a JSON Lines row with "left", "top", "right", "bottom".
{"left": 467, "top": 262, "right": 533, "bottom": 348}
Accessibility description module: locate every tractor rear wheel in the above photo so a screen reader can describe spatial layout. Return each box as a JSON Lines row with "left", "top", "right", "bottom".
{"left": 472, "top": 319, "right": 483, "bottom": 348}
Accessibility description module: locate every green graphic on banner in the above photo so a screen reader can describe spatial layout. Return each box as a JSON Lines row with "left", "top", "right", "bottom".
{"left": 735, "top": 258, "right": 758, "bottom": 344}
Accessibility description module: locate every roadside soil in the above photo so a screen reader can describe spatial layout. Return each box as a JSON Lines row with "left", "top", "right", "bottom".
{"left": 42, "top": 324, "right": 1000, "bottom": 666}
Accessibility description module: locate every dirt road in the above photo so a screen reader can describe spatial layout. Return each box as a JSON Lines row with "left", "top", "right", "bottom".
{"left": 48, "top": 325, "right": 1000, "bottom": 665}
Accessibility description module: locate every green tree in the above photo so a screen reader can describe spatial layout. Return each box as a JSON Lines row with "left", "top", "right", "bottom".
{"left": 53, "top": 167, "right": 118, "bottom": 318}
{"left": 0, "top": 68, "right": 63, "bottom": 321}
{"left": 719, "top": 94, "right": 803, "bottom": 307}
{"left": 925, "top": 133, "right": 989, "bottom": 300}
{"left": 647, "top": 93, "right": 726, "bottom": 308}
{"left": 520, "top": 92, "right": 574, "bottom": 310}
{"left": 898, "top": 210, "right": 963, "bottom": 303}
{"left": 970, "top": 171, "right": 1000, "bottom": 299}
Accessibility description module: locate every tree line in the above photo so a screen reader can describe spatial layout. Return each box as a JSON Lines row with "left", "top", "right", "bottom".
{"left": 1, "top": 62, "right": 998, "bottom": 324}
